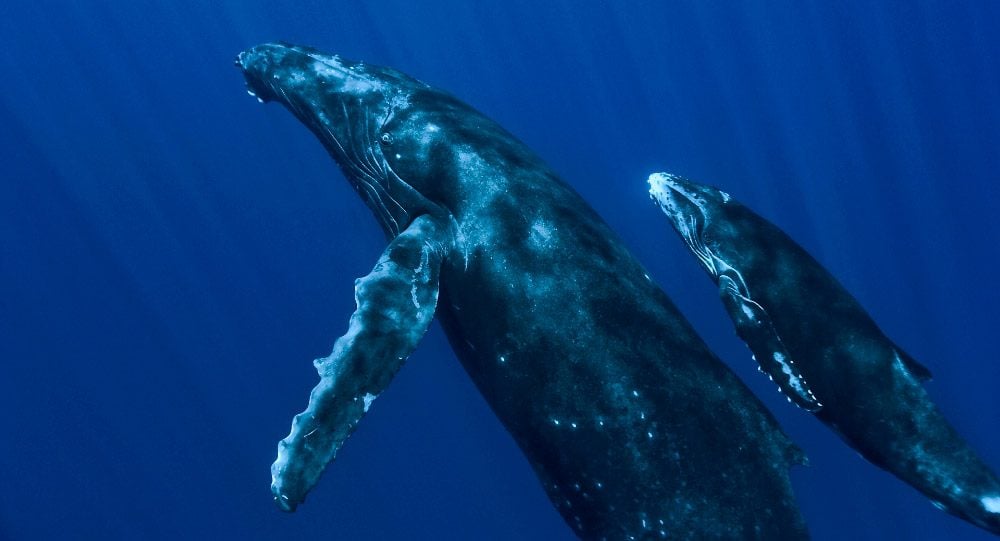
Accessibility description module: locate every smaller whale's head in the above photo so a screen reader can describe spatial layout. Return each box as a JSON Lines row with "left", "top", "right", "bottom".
{"left": 648, "top": 172, "right": 738, "bottom": 277}
{"left": 237, "top": 42, "right": 452, "bottom": 237}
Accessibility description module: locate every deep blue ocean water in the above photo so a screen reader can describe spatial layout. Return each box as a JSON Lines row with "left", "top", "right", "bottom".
{"left": 2, "top": 2, "right": 998, "bottom": 539}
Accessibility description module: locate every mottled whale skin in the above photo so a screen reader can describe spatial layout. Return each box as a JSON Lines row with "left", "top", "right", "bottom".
{"left": 237, "top": 43, "right": 809, "bottom": 540}
{"left": 649, "top": 172, "right": 1000, "bottom": 536}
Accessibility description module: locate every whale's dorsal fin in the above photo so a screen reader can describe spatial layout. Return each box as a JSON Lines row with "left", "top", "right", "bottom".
{"left": 894, "top": 347, "right": 933, "bottom": 382}
{"left": 718, "top": 274, "right": 823, "bottom": 412}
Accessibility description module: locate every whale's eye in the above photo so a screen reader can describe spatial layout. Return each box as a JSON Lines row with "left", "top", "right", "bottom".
{"left": 379, "top": 133, "right": 393, "bottom": 146}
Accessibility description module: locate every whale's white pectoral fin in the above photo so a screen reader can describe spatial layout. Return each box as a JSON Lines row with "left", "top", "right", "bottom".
{"left": 270, "top": 214, "right": 449, "bottom": 511}
{"left": 718, "top": 274, "right": 823, "bottom": 412}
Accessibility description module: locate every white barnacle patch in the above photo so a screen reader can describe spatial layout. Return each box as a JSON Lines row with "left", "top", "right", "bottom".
{"left": 983, "top": 495, "right": 1000, "bottom": 513}
{"left": 311, "top": 59, "right": 346, "bottom": 80}
{"left": 362, "top": 392, "right": 377, "bottom": 413}
{"left": 311, "top": 60, "right": 385, "bottom": 94}
{"left": 389, "top": 93, "right": 410, "bottom": 111}
{"left": 528, "top": 219, "right": 556, "bottom": 250}
{"left": 457, "top": 149, "right": 477, "bottom": 166}
{"left": 343, "top": 78, "right": 382, "bottom": 93}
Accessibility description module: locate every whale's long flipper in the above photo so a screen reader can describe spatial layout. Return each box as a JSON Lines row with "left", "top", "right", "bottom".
{"left": 270, "top": 215, "right": 450, "bottom": 511}
{"left": 717, "top": 274, "right": 822, "bottom": 412}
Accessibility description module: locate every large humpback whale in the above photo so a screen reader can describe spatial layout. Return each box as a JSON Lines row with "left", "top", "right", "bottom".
{"left": 649, "top": 172, "right": 1000, "bottom": 536}
{"left": 236, "top": 43, "right": 808, "bottom": 539}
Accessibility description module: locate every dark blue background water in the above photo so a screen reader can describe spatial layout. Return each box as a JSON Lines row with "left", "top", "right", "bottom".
{"left": 2, "top": 2, "right": 998, "bottom": 539}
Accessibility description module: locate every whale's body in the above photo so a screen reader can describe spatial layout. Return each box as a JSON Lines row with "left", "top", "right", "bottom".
{"left": 238, "top": 44, "right": 808, "bottom": 540}
{"left": 650, "top": 172, "right": 1000, "bottom": 536}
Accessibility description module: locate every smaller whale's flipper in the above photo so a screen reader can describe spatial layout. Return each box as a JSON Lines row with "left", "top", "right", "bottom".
{"left": 718, "top": 273, "right": 823, "bottom": 412}
{"left": 270, "top": 215, "right": 450, "bottom": 512}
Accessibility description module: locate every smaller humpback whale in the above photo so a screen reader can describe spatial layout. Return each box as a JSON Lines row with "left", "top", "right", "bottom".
{"left": 649, "top": 172, "right": 1000, "bottom": 536}
{"left": 236, "top": 43, "right": 810, "bottom": 540}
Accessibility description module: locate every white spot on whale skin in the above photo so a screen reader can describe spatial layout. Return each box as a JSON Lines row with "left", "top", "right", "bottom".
{"left": 420, "top": 124, "right": 440, "bottom": 145}
{"left": 311, "top": 60, "right": 385, "bottom": 93}
{"left": 362, "top": 392, "right": 377, "bottom": 412}
{"left": 983, "top": 495, "right": 1000, "bottom": 513}
{"left": 528, "top": 219, "right": 556, "bottom": 250}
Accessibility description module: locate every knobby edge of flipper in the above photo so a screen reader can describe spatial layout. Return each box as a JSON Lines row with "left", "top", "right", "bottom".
{"left": 718, "top": 274, "right": 823, "bottom": 412}
{"left": 270, "top": 214, "right": 453, "bottom": 511}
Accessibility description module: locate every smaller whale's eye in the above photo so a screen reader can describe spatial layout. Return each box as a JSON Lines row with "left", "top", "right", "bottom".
{"left": 379, "top": 133, "right": 393, "bottom": 146}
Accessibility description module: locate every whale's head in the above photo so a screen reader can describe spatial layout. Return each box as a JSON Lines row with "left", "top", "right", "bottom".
{"left": 648, "top": 172, "right": 740, "bottom": 277}
{"left": 237, "top": 42, "right": 452, "bottom": 237}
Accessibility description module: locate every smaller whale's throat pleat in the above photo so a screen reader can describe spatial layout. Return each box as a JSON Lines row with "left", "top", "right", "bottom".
{"left": 684, "top": 214, "right": 717, "bottom": 276}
